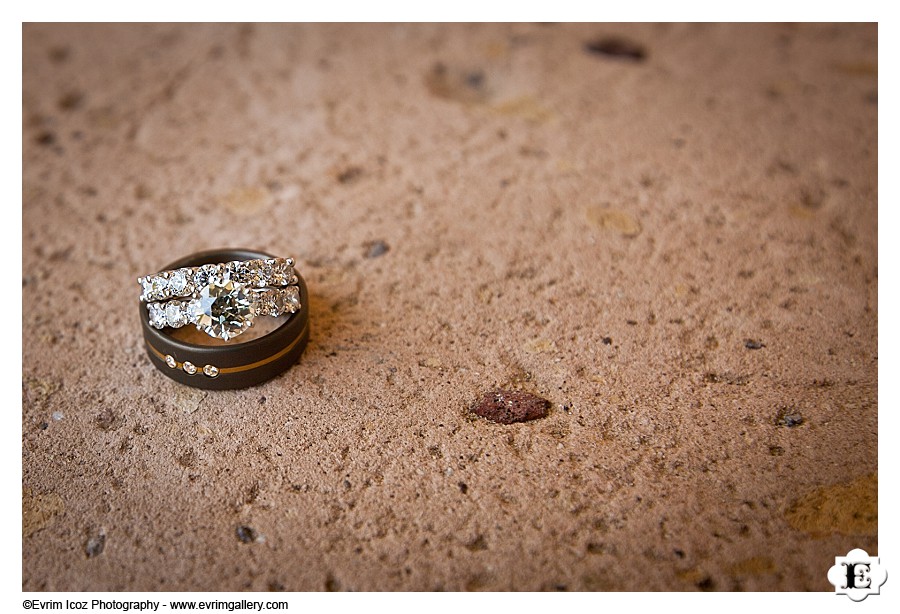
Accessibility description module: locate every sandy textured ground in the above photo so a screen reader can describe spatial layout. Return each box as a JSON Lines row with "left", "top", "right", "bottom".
{"left": 22, "top": 23, "right": 877, "bottom": 591}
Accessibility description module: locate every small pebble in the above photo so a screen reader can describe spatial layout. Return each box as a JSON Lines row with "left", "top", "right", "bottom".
{"left": 236, "top": 525, "right": 259, "bottom": 543}
{"left": 584, "top": 36, "right": 647, "bottom": 61}
{"left": 470, "top": 390, "right": 550, "bottom": 424}
{"left": 364, "top": 240, "right": 389, "bottom": 259}
{"left": 95, "top": 407, "right": 124, "bottom": 431}
{"left": 85, "top": 532, "right": 106, "bottom": 558}
{"left": 775, "top": 409, "right": 804, "bottom": 428}
{"left": 744, "top": 339, "right": 765, "bottom": 350}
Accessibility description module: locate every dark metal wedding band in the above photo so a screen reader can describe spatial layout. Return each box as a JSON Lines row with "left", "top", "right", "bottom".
{"left": 139, "top": 249, "right": 310, "bottom": 390}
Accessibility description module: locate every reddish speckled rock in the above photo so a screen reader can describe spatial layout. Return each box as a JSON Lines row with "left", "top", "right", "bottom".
{"left": 470, "top": 390, "right": 550, "bottom": 424}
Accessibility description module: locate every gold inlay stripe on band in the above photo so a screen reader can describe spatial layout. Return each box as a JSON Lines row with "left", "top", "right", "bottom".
{"left": 146, "top": 320, "right": 309, "bottom": 376}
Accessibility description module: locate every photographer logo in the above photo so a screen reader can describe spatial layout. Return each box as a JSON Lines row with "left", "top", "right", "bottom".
{"left": 827, "top": 548, "right": 887, "bottom": 601}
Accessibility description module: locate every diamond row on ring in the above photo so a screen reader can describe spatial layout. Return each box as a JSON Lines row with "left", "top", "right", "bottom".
{"left": 138, "top": 258, "right": 296, "bottom": 302}
{"left": 164, "top": 355, "right": 220, "bottom": 378}
{"left": 148, "top": 285, "right": 301, "bottom": 331}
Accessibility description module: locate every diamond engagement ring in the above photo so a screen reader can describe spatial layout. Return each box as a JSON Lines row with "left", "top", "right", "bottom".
{"left": 139, "top": 249, "right": 310, "bottom": 390}
{"left": 139, "top": 256, "right": 300, "bottom": 341}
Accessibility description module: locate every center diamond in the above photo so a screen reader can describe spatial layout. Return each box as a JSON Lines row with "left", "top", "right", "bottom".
{"left": 189, "top": 279, "right": 254, "bottom": 340}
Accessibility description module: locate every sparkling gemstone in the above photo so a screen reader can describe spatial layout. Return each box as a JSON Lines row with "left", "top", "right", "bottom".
{"left": 148, "top": 303, "right": 167, "bottom": 329}
{"left": 183, "top": 361, "right": 197, "bottom": 375}
{"left": 140, "top": 277, "right": 154, "bottom": 300}
{"left": 165, "top": 355, "right": 177, "bottom": 369}
{"left": 254, "top": 291, "right": 276, "bottom": 316}
{"left": 194, "top": 264, "right": 226, "bottom": 289}
{"left": 169, "top": 269, "right": 191, "bottom": 296}
{"left": 272, "top": 259, "right": 293, "bottom": 285}
{"left": 285, "top": 286, "right": 300, "bottom": 312}
{"left": 150, "top": 275, "right": 169, "bottom": 300}
{"left": 273, "top": 290, "right": 286, "bottom": 314}
{"left": 227, "top": 260, "right": 251, "bottom": 284}
{"left": 258, "top": 260, "right": 275, "bottom": 287}
{"left": 190, "top": 279, "right": 254, "bottom": 340}
{"left": 165, "top": 301, "right": 187, "bottom": 328}
{"left": 203, "top": 364, "right": 219, "bottom": 378}
{"left": 243, "top": 261, "right": 264, "bottom": 286}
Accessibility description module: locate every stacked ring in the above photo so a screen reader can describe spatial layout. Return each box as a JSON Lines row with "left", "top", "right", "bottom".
{"left": 139, "top": 248, "right": 310, "bottom": 390}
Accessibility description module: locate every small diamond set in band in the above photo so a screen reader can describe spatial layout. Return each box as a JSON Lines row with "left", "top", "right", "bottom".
{"left": 163, "top": 354, "right": 220, "bottom": 378}
{"left": 139, "top": 257, "right": 301, "bottom": 341}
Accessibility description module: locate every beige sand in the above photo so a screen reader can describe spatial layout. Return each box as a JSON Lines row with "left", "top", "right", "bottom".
{"left": 22, "top": 23, "right": 877, "bottom": 591}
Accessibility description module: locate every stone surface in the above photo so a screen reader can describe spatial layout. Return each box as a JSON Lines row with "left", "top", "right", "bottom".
{"left": 22, "top": 489, "right": 65, "bottom": 538}
{"left": 22, "top": 23, "right": 877, "bottom": 591}
{"left": 785, "top": 473, "right": 878, "bottom": 537}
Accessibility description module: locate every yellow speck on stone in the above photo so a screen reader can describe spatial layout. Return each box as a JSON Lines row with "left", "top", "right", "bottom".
{"left": 797, "top": 273, "right": 824, "bottom": 287}
{"left": 729, "top": 556, "right": 777, "bottom": 575}
{"left": 484, "top": 41, "right": 509, "bottom": 59}
{"left": 23, "top": 488, "right": 64, "bottom": 537}
{"left": 420, "top": 357, "right": 443, "bottom": 369}
{"left": 222, "top": 186, "right": 272, "bottom": 216}
{"left": 788, "top": 204, "right": 816, "bottom": 219}
{"left": 23, "top": 376, "right": 61, "bottom": 409}
{"left": 586, "top": 206, "right": 642, "bottom": 238}
{"left": 477, "top": 285, "right": 493, "bottom": 305}
{"left": 555, "top": 158, "right": 584, "bottom": 174}
{"left": 492, "top": 96, "right": 554, "bottom": 123}
{"left": 676, "top": 568, "right": 707, "bottom": 584}
{"left": 317, "top": 267, "right": 351, "bottom": 287}
{"left": 524, "top": 338, "right": 557, "bottom": 354}
{"left": 785, "top": 472, "right": 877, "bottom": 537}
{"left": 832, "top": 61, "right": 878, "bottom": 76}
